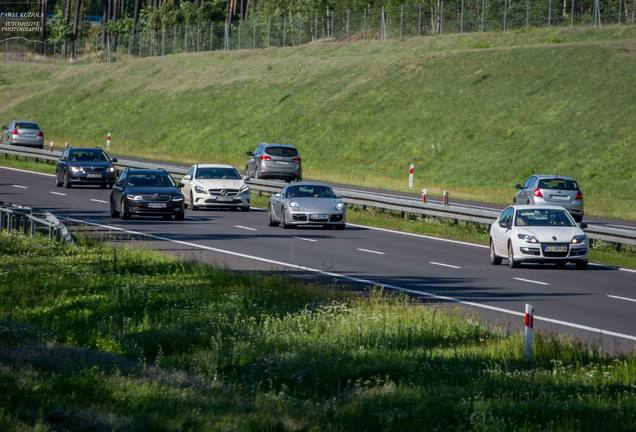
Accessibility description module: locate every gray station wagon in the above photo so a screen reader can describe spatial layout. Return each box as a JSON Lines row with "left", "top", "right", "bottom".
{"left": 246, "top": 143, "right": 302, "bottom": 182}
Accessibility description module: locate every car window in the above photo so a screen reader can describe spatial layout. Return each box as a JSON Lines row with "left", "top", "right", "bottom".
{"left": 265, "top": 146, "right": 298, "bottom": 157}
{"left": 117, "top": 172, "right": 127, "bottom": 186}
{"left": 514, "top": 209, "right": 574, "bottom": 227}
{"left": 127, "top": 173, "right": 175, "bottom": 187}
{"left": 69, "top": 149, "right": 109, "bottom": 162}
{"left": 522, "top": 177, "right": 535, "bottom": 189}
{"left": 255, "top": 145, "right": 264, "bottom": 155}
{"left": 195, "top": 167, "right": 241, "bottom": 180}
{"left": 285, "top": 185, "right": 336, "bottom": 199}
{"left": 500, "top": 208, "right": 513, "bottom": 225}
{"left": 15, "top": 122, "right": 40, "bottom": 130}
{"left": 538, "top": 178, "right": 579, "bottom": 190}
{"left": 186, "top": 166, "right": 195, "bottom": 177}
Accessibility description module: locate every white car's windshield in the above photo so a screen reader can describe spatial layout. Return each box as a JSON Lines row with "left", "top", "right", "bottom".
{"left": 514, "top": 209, "right": 574, "bottom": 227}
{"left": 196, "top": 167, "right": 241, "bottom": 180}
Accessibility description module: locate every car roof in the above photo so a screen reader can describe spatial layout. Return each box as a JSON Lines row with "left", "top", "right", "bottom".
{"left": 12, "top": 120, "right": 40, "bottom": 125}
{"left": 195, "top": 163, "right": 237, "bottom": 169}
{"left": 508, "top": 205, "right": 571, "bottom": 211}
{"left": 126, "top": 169, "right": 169, "bottom": 174}
{"left": 284, "top": 181, "right": 332, "bottom": 188}
{"left": 531, "top": 174, "right": 576, "bottom": 181}
{"left": 260, "top": 143, "right": 297, "bottom": 148}
{"left": 69, "top": 147, "right": 105, "bottom": 151}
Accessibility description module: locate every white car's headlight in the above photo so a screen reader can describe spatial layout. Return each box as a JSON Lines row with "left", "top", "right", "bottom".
{"left": 171, "top": 196, "right": 184, "bottom": 202}
{"left": 571, "top": 235, "right": 587, "bottom": 245}
{"left": 334, "top": 201, "right": 345, "bottom": 211}
{"left": 70, "top": 166, "right": 83, "bottom": 173}
{"left": 127, "top": 194, "right": 143, "bottom": 201}
{"left": 517, "top": 234, "right": 539, "bottom": 243}
{"left": 194, "top": 186, "right": 206, "bottom": 194}
{"left": 289, "top": 201, "right": 300, "bottom": 211}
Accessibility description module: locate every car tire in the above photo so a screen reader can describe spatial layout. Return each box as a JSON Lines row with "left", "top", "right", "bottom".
{"left": 268, "top": 206, "right": 278, "bottom": 227}
{"left": 575, "top": 260, "right": 588, "bottom": 270}
{"left": 121, "top": 199, "right": 130, "bottom": 220}
{"left": 190, "top": 192, "right": 198, "bottom": 211}
{"left": 280, "top": 211, "right": 290, "bottom": 229}
{"left": 110, "top": 198, "right": 119, "bottom": 218}
{"left": 175, "top": 211, "right": 185, "bottom": 221}
{"left": 55, "top": 171, "right": 63, "bottom": 187}
{"left": 63, "top": 172, "right": 72, "bottom": 189}
{"left": 507, "top": 241, "right": 519, "bottom": 268}
{"left": 240, "top": 206, "right": 250, "bottom": 212}
{"left": 490, "top": 239, "right": 502, "bottom": 265}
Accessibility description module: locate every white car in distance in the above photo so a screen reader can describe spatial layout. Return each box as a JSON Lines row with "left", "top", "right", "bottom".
{"left": 180, "top": 164, "right": 250, "bottom": 211}
{"left": 489, "top": 205, "right": 588, "bottom": 270}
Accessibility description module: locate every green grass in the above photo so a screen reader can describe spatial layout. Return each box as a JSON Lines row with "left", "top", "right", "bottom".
{"left": 0, "top": 155, "right": 56, "bottom": 174}
{"left": 1, "top": 26, "right": 635, "bottom": 219}
{"left": 2, "top": 232, "right": 636, "bottom": 430}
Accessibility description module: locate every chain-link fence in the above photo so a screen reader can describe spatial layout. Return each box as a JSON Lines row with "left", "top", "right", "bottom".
{"left": 2, "top": 0, "right": 635, "bottom": 64}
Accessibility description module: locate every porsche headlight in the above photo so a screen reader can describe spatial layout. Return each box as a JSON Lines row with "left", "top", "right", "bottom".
{"left": 571, "top": 235, "right": 587, "bottom": 245}
{"left": 334, "top": 201, "right": 345, "bottom": 211}
{"left": 517, "top": 234, "right": 539, "bottom": 243}
{"left": 289, "top": 201, "right": 300, "bottom": 211}
{"left": 126, "top": 194, "right": 143, "bottom": 201}
{"left": 194, "top": 186, "right": 206, "bottom": 194}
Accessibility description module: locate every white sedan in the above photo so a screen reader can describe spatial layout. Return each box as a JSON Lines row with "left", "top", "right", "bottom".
{"left": 180, "top": 164, "right": 250, "bottom": 211}
{"left": 489, "top": 205, "right": 588, "bottom": 269}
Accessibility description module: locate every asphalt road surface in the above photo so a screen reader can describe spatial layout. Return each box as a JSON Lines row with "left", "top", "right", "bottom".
{"left": 2, "top": 164, "right": 636, "bottom": 354}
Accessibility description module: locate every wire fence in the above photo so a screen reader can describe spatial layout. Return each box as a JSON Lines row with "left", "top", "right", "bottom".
{"left": 1, "top": 0, "right": 635, "bottom": 64}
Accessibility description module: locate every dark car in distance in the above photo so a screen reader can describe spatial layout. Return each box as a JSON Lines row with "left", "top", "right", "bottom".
{"left": 110, "top": 169, "right": 185, "bottom": 221}
{"left": 56, "top": 147, "right": 118, "bottom": 188}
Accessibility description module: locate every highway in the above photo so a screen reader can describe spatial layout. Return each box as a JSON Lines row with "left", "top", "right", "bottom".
{"left": 2, "top": 164, "right": 636, "bottom": 353}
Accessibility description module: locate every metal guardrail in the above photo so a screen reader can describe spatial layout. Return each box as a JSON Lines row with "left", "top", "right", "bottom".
{"left": 0, "top": 200, "right": 75, "bottom": 244}
{"left": 2, "top": 144, "right": 635, "bottom": 247}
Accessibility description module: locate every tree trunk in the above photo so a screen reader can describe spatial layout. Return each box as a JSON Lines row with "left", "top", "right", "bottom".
{"left": 72, "top": 0, "right": 82, "bottom": 62}
{"left": 40, "top": 0, "right": 47, "bottom": 47}
{"left": 62, "top": 0, "right": 72, "bottom": 59}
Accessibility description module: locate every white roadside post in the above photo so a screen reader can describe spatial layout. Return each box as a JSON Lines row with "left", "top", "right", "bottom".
{"left": 408, "top": 163, "right": 414, "bottom": 189}
{"left": 524, "top": 304, "right": 534, "bottom": 361}
{"left": 49, "top": 141, "right": 54, "bottom": 151}
{"left": 421, "top": 188, "right": 427, "bottom": 204}
{"left": 106, "top": 132, "right": 112, "bottom": 151}
{"left": 443, "top": 190, "right": 449, "bottom": 205}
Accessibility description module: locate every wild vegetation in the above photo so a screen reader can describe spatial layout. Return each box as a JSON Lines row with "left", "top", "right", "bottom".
{"left": 1, "top": 231, "right": 636, "bottom": 430}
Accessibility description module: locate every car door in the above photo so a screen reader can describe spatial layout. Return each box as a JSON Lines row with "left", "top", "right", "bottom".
{"left": 246, "top": 145, "right": 260, "bottom": 177}
{"left": 111, "top": 172, "right": 127, "bottom": 210}
{"left": 271, "top": 187, "right": 286, "bottom": 219}
{"left": 521, "top": 176, "right": 536, "bottom": 203}
{"left": 492, "top": 207, "right": 514, "bottom": 255}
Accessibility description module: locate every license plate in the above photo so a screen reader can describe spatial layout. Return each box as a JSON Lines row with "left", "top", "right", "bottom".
{"left": 148, "top": 202, "right": 166, "bottom": 209}
{"left": 545, "top": 245, "right": 567, "bottom": 252}
{"left": 550, "top": 195, "right": 569, "bottom": 201}
{"left": 215, "top": 197, "right": 233, "bottom": 202}
{"left": 86, "top": 173, "right": 102, "bottom": 178}
{"left": 24, "top": 133, "right": 36, "bottom": 137}
{"left": 276, "top": 161, "right": 290, "bottom": 165}
{"left": 310, "top": 214, "right": 329, "bottom": 221}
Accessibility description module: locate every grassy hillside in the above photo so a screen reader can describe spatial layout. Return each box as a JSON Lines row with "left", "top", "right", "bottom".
{"left": 3, "top": 232, "right": 636, "bottom": 430}
{"left": 1, "top": 26, "right": 635, "bottom": 219}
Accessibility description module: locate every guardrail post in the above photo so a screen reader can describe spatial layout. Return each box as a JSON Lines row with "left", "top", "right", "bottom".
{"left": 443, "top": 190, "right": 449, "bottom": 206}
{"left": 48, "top": 225, "right": 53, "bottom": 240}
{"left": 524, "top": 304, "right": 534, "bottom": 361}
{"left": 7, "top": 213, "right": 12, "bottom": 233}
{"left": 421, "top": 188, "right": 427, "bottom": 203}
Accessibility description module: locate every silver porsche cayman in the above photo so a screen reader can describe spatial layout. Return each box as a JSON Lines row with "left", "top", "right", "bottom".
{"left": 267, "top": 182, "right": 346, "bottom": 230}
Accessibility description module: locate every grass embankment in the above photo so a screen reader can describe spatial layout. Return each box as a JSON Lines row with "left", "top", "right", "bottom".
{"left": 1, "top": 26, "right": 635, "bottom": 219}
{"left": 2, "top": 232, "right": 636, "bottom": 430}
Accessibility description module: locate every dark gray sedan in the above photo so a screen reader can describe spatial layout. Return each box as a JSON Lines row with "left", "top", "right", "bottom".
{"left": 268, "top": 182, "right": 346, "bottom": 229}
{"left": 1, "top": 120, "right": 44, "bottom": 148}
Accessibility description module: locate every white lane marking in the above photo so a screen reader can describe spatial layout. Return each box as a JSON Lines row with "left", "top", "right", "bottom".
{"left": 90, "top": 199, "right": 108, "bottom": 204}
{"left": 607, "top": 295, "right": 636, "bottom": 304}
{"left": 347, "top": 223, "right": 489, "bottom": 249}
{"left": 12, "top": 184, "right": 28, "bottom": 189}
{"left": 357, "top": 248, "right": 386, "bottom": 255}
{"left": 294, "top": 236, "right": 318, "bottom": 242}
{"left": 60, "top": 215, "right": 636, "bottom": 342}
{"left": 50, "top": 191, "right": 67, "bottom": 196}
{"left": 513, "top": 277, "right": 550, "bottom": 286}
{"left": 234, "top": 225, "right": 257, "bottom": 231}
{"left": 429, "top": 261, "right": 462, "bottom": 269}
{"left": 0, "top": 165, "right": 55, "bottom": 177}
{"left": 619, "top": 267, "right": 636, "bottom": 274}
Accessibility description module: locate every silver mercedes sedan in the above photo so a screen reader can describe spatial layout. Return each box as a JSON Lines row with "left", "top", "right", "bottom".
{"left": 268, "top": 182, "right": 346, "bottom": 229}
